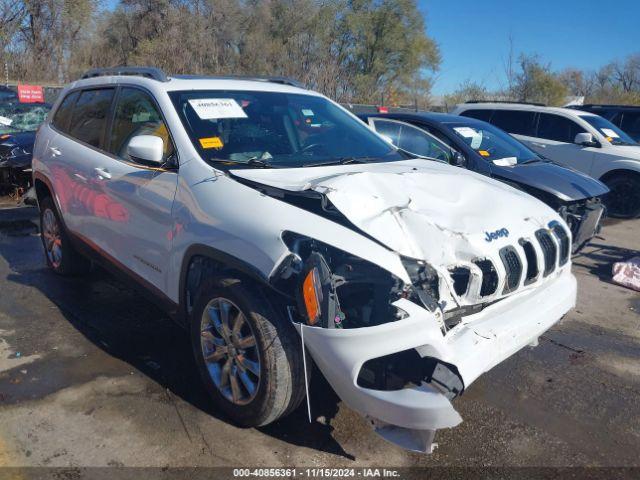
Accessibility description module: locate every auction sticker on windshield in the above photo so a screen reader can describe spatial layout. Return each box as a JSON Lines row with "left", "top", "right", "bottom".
{"left": 188, "top": 98, "right": 248, "bottom": 120}
{"left": 0, "top": 116, "right": 12, "bottom": 126}
{"left": 454, "top": 126, "right": 482, "bottom": 149}
{"left": 199, "top": 136, "right": 224, "bottom": 149}
{"left": 601, "top": 128, "right": 620, "bottom": 138}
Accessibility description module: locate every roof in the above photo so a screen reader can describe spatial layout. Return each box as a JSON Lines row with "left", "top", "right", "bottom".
{"left": 73, "top": 67, "right": 315, "bottom": 96}
{"left": 571, "top": 104, "right": 640, "bottom": 110}
{"left": 455, "top": 102, "right": 599, "bottom": 118}
{"left": 71, "top": 75, "right": 316, "bottom": 96}
{"left": 358, "top": 111, "right": 489, "bottom": 125}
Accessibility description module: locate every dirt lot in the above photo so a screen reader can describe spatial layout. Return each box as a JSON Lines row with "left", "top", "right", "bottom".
{"left": 0, "top": 201, "right": 638, "bottom": 469}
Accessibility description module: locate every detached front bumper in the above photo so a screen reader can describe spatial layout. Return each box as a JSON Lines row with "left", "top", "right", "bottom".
{"left": 296, "top": 267, "right": 576, "bottom": 452}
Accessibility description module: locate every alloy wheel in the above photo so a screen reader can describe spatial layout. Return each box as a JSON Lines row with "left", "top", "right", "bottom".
{"left": 42, "top": 208, "right": 62, "bottom": 269}
{"left": 200, "top": 297, "right": 261, "bottom": 405}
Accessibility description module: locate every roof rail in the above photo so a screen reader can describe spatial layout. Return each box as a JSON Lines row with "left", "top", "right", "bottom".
{"left": 465, "top": 100, "right": 546, "bottom": 107}
{"left": 80, "top": 66, "right": 169, "bottom": 82}
{"left": 574, "top": 104, "right": 638, "bottom": 109}
{"left": 171, "top": 74, "right": 305, "bottom": 89}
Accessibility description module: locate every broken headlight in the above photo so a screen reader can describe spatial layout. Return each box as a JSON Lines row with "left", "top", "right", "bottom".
{"left": 401, "top": 257, "right": 440, "bottom": 312}
{"left": 278, "top": 232, "right": 407, "bottom": 329}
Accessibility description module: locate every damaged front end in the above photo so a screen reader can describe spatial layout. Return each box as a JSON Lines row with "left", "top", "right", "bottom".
{"left": 558, "top": 197, "right": 605, "bottom": 253}
{"left": 270, "top": 228, "right": 576, "bottom": 454}
{"left": 271, "top": 232, "right": 467, "bottom": 453}
{"left": 0, "top": 142, "right": 33, "bottom": 195}
{"left": 234, "top": 162, "right": 577, "bottom": 453}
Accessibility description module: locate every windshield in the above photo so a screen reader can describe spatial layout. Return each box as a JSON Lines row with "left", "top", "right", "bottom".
{"left": 0, "top": 103, "right": 51, "bottom": 134}
{"left": 580, "top": 115, "right": 637, "bottom": 146}
{"left": 169, "top": 90, "right": 403, "bottom": 168}
{"left": 448, "top": 121, "right": 539, "bottom": 165}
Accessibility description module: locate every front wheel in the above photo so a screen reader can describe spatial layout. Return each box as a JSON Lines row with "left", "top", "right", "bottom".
{"left": 191, "top": 279, "right": 305, "bottom": 427}
{"left": 604, "top": 173, "right": 640, "bottom": 218}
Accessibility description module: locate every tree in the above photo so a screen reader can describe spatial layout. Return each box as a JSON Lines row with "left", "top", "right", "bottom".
{"left": 443, "top": 80, "right": 487, "bottom": 110}
{"left": 513, "top": 54, "right": 567, "bottom": 106}
{"left": 558, "top": 68, "right": 594, "bottom": 98}
{"left": 610, "top": 54, "right": 640, "bottom": 93}
{"left": 342, "top": 0, "right": 440, "bottom": 103}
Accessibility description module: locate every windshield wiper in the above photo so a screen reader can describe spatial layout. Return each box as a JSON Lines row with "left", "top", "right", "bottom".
{"left": 302, "top": 156, "right": 376, "bottom": 167}
{"left": 207, "top": 158, "right": 273, "bottom": 168}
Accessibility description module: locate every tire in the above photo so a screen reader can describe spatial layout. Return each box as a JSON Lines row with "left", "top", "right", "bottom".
{"left": 191, "top": 278, "right": 305, "bottom": 427}
{"left": 603, "top": 173, "right": 640, "bottom": 218}
{"left": 39, "top": 196, "right": 90, "bottom": 275}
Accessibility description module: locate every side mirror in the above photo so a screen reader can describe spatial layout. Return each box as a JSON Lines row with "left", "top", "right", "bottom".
{"left": 452, "top": 151, "right": 467, "bottom": 167}
{"left": 127, "top": 135, "right": 164, "bottom": 165}
{"left": 574, "top": 132, "right": 599, "bottom": 148}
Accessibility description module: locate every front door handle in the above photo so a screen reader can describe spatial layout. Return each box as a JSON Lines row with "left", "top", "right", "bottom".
{"left": 49, "top": 146, "right": 61, "bottom": 156}
{"left": 530, "top": 142, "right": 546, "bottom": 148}
{"left": 93, "top": 167, "right": 112, "bottom": 180}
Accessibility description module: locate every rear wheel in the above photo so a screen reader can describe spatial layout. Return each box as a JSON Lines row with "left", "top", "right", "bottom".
{"left": 191, "top": 279, "right": 305, "bottom": 427}
{"left": 39, "top": 196, "right": 90, "bottom": 275}
{"left": 603, "top": 173, "right": 640, "bottom": 218}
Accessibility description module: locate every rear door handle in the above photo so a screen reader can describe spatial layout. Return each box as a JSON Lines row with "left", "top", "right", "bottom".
{"left": 530, "top": 142, "right": 546, "bottom": 148}
{"left": 93, "top": 167, "right": 112, "bottom": 180}
{"left": 49, "top": 146, "right": 61, "bottom": 156}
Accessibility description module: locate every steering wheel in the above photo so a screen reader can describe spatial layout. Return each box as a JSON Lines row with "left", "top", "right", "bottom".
{"left": 300, "top": 143, "right": 326, "bottom": 155}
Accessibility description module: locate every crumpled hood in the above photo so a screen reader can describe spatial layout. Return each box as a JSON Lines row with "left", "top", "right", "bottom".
{"left": 491, "top": 160, "right": 609, "bottom": 202}
{"left": 231, "top": 160, "right": 563, "bottom": 266}
{"left": 0, "top": 132, "right": 35, "bottom": 168}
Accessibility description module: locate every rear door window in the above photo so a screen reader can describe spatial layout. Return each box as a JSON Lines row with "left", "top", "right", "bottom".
{"left": 491, "top": 110, "right": 537, "bottom": 136}
{"left": 68, "top": 88, "right": 115, "bottom": 148}
{"left": 537, "top": 113, "right": 587, "bottom": 143}
{"left": 459, "top": 109, "right": 493, "bottom": 122}
{"left": 52, "top": 91, "right": 80, "bottom": 133}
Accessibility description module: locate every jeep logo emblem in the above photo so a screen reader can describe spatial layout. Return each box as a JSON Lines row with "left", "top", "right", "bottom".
{"left": 484, "top": 228, "right": 509, "bottom": 242}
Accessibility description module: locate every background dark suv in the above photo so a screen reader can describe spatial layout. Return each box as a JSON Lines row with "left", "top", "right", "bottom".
{"left": 569, "top": 104, "right": 640, "bottom": 142}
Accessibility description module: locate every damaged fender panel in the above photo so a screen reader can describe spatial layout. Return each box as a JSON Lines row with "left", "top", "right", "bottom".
{"left": 168, "top": 165, "right": 411, "bottom": 304}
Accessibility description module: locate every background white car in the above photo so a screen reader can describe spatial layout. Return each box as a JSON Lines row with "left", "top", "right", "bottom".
{"left": 451, "top": 102, "right": 640, "bottom": 218}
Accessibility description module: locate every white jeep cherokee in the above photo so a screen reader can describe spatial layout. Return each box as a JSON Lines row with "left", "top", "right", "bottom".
{"left": 32, "top": 67, "right": 577, "bottom": 453}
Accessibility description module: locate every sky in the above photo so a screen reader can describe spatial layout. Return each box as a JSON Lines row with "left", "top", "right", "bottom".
{"left": 418, "top": 0, "right": 640, "bottom": 95}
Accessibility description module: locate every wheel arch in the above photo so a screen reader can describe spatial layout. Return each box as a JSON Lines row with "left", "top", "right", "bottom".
{"left": 178, "top": 244, "right": 286, "bottom": 328}
{"left": 599, "top": 168, "right": 640, "bottom": 183}
{"left": 34, "top": 175, "right": 53, "bottom": 205}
